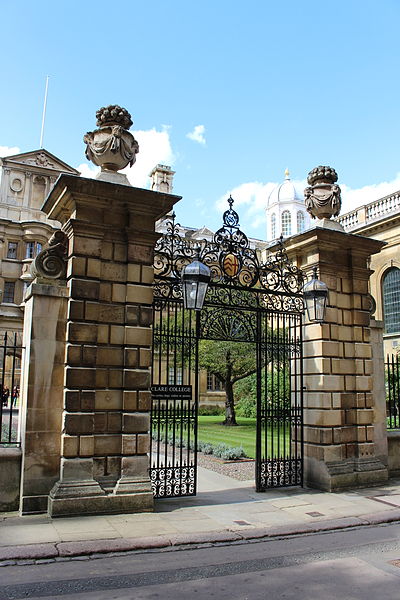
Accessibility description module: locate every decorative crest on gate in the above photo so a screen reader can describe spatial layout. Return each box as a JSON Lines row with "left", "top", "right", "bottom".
{"left": 154, "top": 197, "right": 305, "bottom": 312}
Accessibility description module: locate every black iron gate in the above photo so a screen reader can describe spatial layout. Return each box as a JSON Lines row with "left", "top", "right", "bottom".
{"left": 150, "top": 299, "right": 199, "bottom": 497}
{"left": 151, "top": 198, "right": 304, "bottom": 498}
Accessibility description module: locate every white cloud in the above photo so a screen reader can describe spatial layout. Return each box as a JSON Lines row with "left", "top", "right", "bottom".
{"left": 340, "top": 173, "right": 400, "bottom": 213}
{"left": 0, "top": 145, "right": 20, "bottom": 157}
{"left": 216, "top": 172, "right": 400, "bottom": 238}
{"left": 77, "top": 127, "right": 175, "bottom": 189}
{"left": 216, "top": 180, "right": 305, "bottom": 237}
{"left": 77, "top": 162, "right": 99, "bottom": 179}
{"left": 125, "top": 127, "right": 174, "bottom": 188}
{"left": 186, "top": 125, "right": 206, "bottom": 146}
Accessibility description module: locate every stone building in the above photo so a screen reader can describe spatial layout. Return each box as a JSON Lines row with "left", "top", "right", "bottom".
{"left": 337, "top": 193, "right": 400, "bottom": 356}
{"left": 0, "top": 149, "right": 79, "bottom": 336}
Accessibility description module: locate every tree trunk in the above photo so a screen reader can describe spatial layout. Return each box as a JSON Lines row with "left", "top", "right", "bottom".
{"left": 223, "top": 380, "right": 237, "bottom": 426}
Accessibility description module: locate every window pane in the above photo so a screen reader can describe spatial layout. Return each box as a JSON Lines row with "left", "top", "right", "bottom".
{"left": 207, "top": 372, "right": 213, "bottom": 390}
{"left": 271, "top": 214, "right": 276, "bottom": 239}
{"left": 297, "top": 211, "right": 305, "bottom": 233}
{"left": 7, "top": 242, "right": 17, "bottom": 259}
{"left": 168, "top": 367, "right": 182, "bottom": 385}
{"left": 26, "top": 242, "right": 35, "bottom": 259}
{"left": 383, "top": 268, "right": 400, "bottom": 333}
{"left": 282, "top": 211, "right": 291, "bottom": 236}
{"left": 207, "top": 372, "right": 224, "bottom": 391}
{"left": 3, "top": 281, "right": 15, "bottom": 303}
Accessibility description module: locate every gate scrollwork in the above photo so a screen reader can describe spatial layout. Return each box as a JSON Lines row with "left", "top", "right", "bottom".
{"left": 154, "top": 196, "right": 305, "bottom": 310}
{"left": 152, "top": 196, "right": 305, "bottom": 498}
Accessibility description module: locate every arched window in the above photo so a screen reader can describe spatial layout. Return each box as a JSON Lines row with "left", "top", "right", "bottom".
{"left": 271, "top": 213, "right": 276, "bottom": 239}
{"left": 383, "top": 267, "right": 400, "bottom": 333}
{"left": 297, "top": 211, "right": 305, "bottom": 233}
{"left": 282, "top": 211, "right": 291, "bottom": 236}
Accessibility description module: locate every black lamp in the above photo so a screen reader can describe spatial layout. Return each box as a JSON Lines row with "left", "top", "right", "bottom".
{"left": 303, "top": 267, "right": 329, "bottom": 323}
{"left": 182, "top": 257, "right": 211, "bottom": 310}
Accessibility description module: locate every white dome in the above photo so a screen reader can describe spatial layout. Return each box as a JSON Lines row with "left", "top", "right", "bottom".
{"left": 265, "top": 169, "right": 311, "bottom": 242}
{"left": 267, "top": 170, "right": 304, "bottom": 207}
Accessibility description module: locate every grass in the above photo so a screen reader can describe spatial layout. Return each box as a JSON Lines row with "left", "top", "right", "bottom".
{"left": 198, "top": 416, "right": 291, "bottom": 459}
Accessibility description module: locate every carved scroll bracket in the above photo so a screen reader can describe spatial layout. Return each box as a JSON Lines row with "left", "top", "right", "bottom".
{"left": 30, "top": 230, "right": 68, "bottom": 280}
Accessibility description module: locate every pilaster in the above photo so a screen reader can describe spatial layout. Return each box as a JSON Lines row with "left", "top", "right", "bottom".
{"left": 19, "top": 281, "right": 68, "bottom": 514}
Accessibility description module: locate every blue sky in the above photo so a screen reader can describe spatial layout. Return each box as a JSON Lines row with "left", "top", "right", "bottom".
{"left": 1, "top": 0, "right": 400, "bottom": 239}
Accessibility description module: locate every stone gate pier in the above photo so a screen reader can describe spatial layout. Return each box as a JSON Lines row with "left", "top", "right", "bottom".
{"left": 41, "top": 177, "right": 179, "bottom": 516}
{"left": 19, "top": 105, "right": 180, "bottom": 515}
{"left": 286, "top": 226, "right": 389, "bottom": 491}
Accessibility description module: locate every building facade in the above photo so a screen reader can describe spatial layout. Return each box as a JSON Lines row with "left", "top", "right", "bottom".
{"left": 337, "top": 193, "right": 400, "bottom": 355}
{"left": 0, "top": 150, "right": 79, "bottom": 336}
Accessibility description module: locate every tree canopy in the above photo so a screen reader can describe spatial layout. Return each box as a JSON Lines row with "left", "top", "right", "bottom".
{"left": 198, "top": 340, "right": 257, "bottom": 425}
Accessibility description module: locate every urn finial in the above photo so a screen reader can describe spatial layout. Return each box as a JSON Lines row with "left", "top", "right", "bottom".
{"left": 304, "top": 165, "right": 342, "bottom": 220}
{"left": 83, "top": 105, "right": 139, "bottom": 185}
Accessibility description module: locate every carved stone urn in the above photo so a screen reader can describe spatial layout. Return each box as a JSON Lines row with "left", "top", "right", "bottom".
{"left": 83, "top": 105, "right": 139, "bottom": 180}
{"left": 304, "top": 165, "right": 342, "bottom": 220}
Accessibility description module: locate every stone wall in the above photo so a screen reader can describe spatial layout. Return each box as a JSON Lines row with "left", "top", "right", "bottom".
{"left": 0, "top": 448, "right": 21, "bottom": 511}
{"left": 387, "top": 432, "right": 400, "bottom": 476}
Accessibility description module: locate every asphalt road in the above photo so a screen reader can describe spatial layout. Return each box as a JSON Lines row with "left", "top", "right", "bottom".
{"left": 0, "top": 523, "right": 400, "bottom": 599}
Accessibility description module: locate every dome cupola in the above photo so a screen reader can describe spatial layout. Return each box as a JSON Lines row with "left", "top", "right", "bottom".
{"left": 267, "top": 169, "right": 304, "bottom": 207}
{"left": 266, "top": 169, "right": 311, "bottom": 242}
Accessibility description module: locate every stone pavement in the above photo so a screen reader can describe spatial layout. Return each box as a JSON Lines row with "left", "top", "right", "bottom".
{"left": 1, "top": 466, "right": 400, "bottom": 563}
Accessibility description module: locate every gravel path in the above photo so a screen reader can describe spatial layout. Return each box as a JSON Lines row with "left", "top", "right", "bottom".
{"left": 197, "top": 452, "right": 255, "bottom": 481}
{"left": 151, "top": 442, "right": 255, "bottom": 481}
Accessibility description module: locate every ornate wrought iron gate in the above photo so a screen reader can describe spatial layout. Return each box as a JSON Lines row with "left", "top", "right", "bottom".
{"left": 151, "top": 198, "right": 304, "bottom": 498}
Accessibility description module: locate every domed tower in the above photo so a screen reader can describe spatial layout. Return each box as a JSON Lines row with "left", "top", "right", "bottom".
{"left": 266, "top": 169, "right": 310, "bottom": 242}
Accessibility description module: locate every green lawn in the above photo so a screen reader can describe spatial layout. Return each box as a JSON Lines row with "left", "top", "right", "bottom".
{"left": 198, "top": 416, "right": 291, "bottom": 459}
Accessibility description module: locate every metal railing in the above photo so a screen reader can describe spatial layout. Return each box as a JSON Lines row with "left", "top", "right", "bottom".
{"left": 386, "top": 354, "right": 400, "bottom": 430}
{"left": 0, "top": 332, "right": 23, "bottom": 446}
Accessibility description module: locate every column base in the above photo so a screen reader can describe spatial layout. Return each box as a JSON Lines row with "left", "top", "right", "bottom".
{"left": 48, "top": 478, "right": 154, "bottom": 517}
{"left": 305, "top": 456, "right": 388, "bottom": 492}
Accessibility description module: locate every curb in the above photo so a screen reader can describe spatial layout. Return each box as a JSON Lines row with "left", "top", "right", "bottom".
{"left": 1, "top": 509, "right": 400, "bottom": 563}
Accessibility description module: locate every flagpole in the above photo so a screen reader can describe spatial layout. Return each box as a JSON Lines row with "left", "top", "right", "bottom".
{"left": 39, "top": 75, "right": 49, "bottom": 148}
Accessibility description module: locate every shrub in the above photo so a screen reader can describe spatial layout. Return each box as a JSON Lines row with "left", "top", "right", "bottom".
{"left": 235, "top": 367, "right": 291, "bottom": 418}
{"left": 219, "top": 446, "right": 246, "bottom": 460}
{"left": 235, "top": 395, "right": 257, "bottom": 418}
{"left": 212, "top": 442, "right": 246, "bottom": 460}
{"left": 199, "top": 442, "right": 214, "bottom": 454}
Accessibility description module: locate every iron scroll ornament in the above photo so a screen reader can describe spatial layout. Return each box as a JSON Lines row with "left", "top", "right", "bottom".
{"left": 153, "top": 196, "right": 305, "bottom": 312}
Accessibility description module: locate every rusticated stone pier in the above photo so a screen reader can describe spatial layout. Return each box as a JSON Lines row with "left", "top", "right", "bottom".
{"left": 26, "top": 175, "right": 180, "bottom": 516}
{"left": 286, "top": 226, "right": 388, "bottom": 491}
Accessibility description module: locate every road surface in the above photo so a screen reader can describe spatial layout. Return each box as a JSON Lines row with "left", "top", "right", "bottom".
{"left": 0, "top": 522, "right": 400, "bottom": 599}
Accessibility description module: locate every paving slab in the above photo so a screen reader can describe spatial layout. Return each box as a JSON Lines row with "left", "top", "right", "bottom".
{"left": 1, "top": 471, "right": 400, "bottom": 562}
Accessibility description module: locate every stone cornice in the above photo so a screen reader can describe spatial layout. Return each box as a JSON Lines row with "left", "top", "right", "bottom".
{"left": 42, "top": 175, "right": 181, "bottom": 224}
{"left": 282, "top": 225, "right": 386, "bottom": 259}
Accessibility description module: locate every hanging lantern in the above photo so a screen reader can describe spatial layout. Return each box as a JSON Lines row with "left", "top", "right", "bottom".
{"left": 182, "top": 258, "right": 211, "bottom": 310}
{"left": 303, "top": 267, "right": 329, "bottom": 323}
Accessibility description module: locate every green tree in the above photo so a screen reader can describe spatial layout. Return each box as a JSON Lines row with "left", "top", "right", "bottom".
{"left": 235, "top": 367, "right": 290, "bottom": 418}
{"left": 156, "top": 307, "right": 291, "bottom": 427}
{"left": 198, "top": 340, "right": 258, "bottom": 426}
